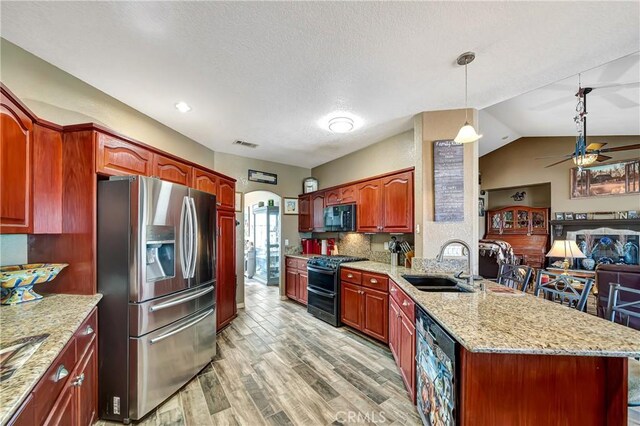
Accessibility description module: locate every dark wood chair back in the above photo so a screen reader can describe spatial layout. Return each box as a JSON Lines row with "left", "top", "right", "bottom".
{"left": 534, "top": 272, "right": 593, "bottom": 312}
{"left": 497, "top": 263, "right": 533, "bottom": 292}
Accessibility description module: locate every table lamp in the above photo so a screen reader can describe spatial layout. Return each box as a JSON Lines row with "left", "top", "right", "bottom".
{"left": 546, "top": 240, "right": 586, "bottom": 275}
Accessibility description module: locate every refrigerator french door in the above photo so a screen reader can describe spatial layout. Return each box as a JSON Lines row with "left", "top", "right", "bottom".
{"left": 98, "top": 176, "right": 216, "bottom": 423}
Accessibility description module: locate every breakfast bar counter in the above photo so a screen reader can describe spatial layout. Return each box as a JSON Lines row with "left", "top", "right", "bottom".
{"left": 0, "top": 293, "right": 102, "bottom": 425}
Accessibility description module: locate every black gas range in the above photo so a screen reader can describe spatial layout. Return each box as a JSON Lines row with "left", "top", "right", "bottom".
{"left": 306, "top": 255, "right": 367, "bottom": 326}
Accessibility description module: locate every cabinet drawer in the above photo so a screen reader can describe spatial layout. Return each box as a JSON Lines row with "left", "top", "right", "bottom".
{"left": 340, "top": 268, "right": 362, "bottom": 285}
{"left": 362, "top": 272, "right": 388, "bottom": 292}
{"left": 286, "top": 257, "right": 298, "bottom": 268}
{"left": 32, "top": 338, "right": 77, "bottom": 423}
{"left": 296, "top": 259, "right": 308, "bottom": 270}
{"left": 389, "top": 280, "right": 415, "bottom": 322}
{"left": 75, "top": 307, "right": 97, "bottom": 358}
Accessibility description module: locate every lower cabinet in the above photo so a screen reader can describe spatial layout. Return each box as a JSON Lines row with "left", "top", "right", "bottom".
{"left": 9, "top": 308, "right": 98, "bottom": 426}
{"left": 285, "top": 256, "right": 308, "bottom": 305}
{"left": 340, "top": 271, "right": 389, "bottom": 343}
{"left": 389, "top": 280, "right": 416, "bottom": 403}
{"left": 217, "top": 210, "right": 237, "bottom": 331}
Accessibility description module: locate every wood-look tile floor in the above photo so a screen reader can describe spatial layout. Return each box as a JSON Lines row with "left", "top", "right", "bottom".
{"left": 97, "top": 279, "right": 421, "bottom": 425}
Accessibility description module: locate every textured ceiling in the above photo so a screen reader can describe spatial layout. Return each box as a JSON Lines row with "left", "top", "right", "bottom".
{"left": 1, "top": 1, "right": 639, "bottom": 167}
{"left": 481, "top": 52, "right": 640, "bottom": 156}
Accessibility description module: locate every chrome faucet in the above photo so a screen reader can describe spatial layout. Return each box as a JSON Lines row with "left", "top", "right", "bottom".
{"left": 436, "top": 239, "right": 474, "bottom": 286}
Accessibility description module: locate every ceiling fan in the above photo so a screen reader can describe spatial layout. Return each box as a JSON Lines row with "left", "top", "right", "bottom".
{"left": 536, "top": 79, "right": 640, "bottom": 168}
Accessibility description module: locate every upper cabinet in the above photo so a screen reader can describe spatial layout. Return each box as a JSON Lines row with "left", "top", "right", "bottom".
{"left": 381, "top": 171, "right": 413, "bottom": 233}
{"left": 357, "top": 179, "right": 383, "bottom": 232}
{"left": 1, "top": 87, "right": 62, "bottom": 234}
{"left": 325, "top": 185, "right": 357, "bottom": 207}
{"left": 96, "top": 133, "right": 152, "bottom": 177}
{"left": 298, "top": 194, "right": 312, "bottom": 232}
{"left": 192, "top": 168, "right": 218, "bottom": 196}
{"left": 217, "top": 177, "right": 235, "bottom": 210}
{"left": 312, "top": 192, "right": 325, "bottom": 231}
{"left": 152, "top": 153, "right": 193, "bottom": 186}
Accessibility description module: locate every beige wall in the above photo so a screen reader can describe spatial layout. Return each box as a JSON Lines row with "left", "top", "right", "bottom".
{"left": 213, "top": 152, "right": 311, "bottom": 303}
{"left": 480, "top": 136, "right": 640, "bottom": 214}
{"left": 0, "top": 38, "right": 216, "bottom": 169}
{"left": 487, "top": 183, "right": 551, "bottom": 210}
{"left": 420, "top": 109, "right": 480, "bottom": 273}
{"left": 311, "top": 130, "right": 415, "bottom": 189}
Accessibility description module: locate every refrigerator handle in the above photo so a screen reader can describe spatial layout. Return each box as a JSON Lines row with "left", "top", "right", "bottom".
{"left": 186, "top": 196, "right": 194, "bottom": 279}
{"left": 179, "top": 196, "right": 189, "bottom": 279}
{"left": 189, "top": 197, "right": 198, "bottom": 278}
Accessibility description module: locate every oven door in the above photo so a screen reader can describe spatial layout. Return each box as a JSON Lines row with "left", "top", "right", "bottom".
{"left": 307, "top": 265, "right": 337, "bottom": 293}
{"left": 307, "top": 286, "right": 337, "bottom": 315}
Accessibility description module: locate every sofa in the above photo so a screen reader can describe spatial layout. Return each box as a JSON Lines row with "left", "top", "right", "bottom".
{"left": 595, "top": 264, "right": 640, "bottom": 331}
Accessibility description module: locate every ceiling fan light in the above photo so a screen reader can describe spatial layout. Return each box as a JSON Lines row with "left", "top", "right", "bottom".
{"left": 573, "top": 153, "right": 598, "bottom": 166}
{"left": 454, "top": 122, "right": 482, "bottom": 144}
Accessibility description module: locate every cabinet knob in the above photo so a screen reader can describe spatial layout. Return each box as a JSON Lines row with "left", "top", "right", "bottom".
{"left": 54, "top": 365, "right": 69, "bottom": 382}
{"left": 370, "top": 278, "right": 378, "bottom": 284}
{"left": 390, "top": 287, "right": 396, "bottom": 293}
{"left": 72, "top": 373, "right": 85, "bottom": 387}
{"left": 85, "top": 325, "right": 94, "bottom": 335}
{"left": 347, "top": 274, "right": 353, "bottom": 278}
{"left": 402, "top": 300, "right": 410, "bottom": 307}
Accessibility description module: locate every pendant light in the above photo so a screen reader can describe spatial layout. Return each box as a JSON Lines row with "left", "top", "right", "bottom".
{"left": 454, "top": 52, "right": 482, "bottom": 144}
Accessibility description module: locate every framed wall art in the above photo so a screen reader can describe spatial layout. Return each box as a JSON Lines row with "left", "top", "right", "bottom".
{"left": 570, "top": 159, "right": 640, "bottom": 199}
{"left": 283, "top": 198, "right": 299, "bottom": 215}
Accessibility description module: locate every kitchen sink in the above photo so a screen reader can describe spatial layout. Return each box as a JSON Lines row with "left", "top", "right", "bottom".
{"left": 401, "top": 275, "right": 472, "bottom": 293}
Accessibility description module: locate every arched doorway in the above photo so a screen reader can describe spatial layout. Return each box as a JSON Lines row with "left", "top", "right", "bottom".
{"left": 241, "top": 191, "right": 282, "bottom": 303}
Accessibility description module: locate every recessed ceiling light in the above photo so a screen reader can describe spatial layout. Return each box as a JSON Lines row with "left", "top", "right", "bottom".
{"left": 502, "top": 135, "right": 509, "bottom": 140}
{"left": 175, "top": 101, "right": 191, "bottom": 113}
{"left": 328, "top": 117, "right": 355, "bottom": 133}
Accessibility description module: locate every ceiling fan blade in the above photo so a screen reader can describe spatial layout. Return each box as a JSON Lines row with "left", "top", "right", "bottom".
{"left": 586, "top": 142, "right": 606, "bottom": 151}
{"left": 591, "top": 81, "right": 640, "bottom": 90}
{"left": 535, "top": 154, "right": 573, "bottom": 160}
{"left": 545, "top": 158, "right": 573, "bottom": 168}
{"left": 596, "top": 155, "right": 612, "bottom": 162}
{"left": 598, "top": 144, "right": 640, "bottom": 153}
{"left": 601, "top": 92, "right": 638, "bottom": 109}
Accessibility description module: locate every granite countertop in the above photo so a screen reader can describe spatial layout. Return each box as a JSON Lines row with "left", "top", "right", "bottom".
{"left": 0, "top": 293, "right": 102, "bottom": 425}
{"left": 342, "top": 261, "right": 640, "bottom": 357}
{"left": 285, "top": 254, "right": 316, "bottom": 260}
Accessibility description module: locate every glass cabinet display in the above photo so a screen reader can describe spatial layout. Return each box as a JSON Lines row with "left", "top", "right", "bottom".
{"left": 486, "top": 206, "right": 549, "bottom": 236}
{"left": 253, "top": 206, "right": 280, "bottom": 285}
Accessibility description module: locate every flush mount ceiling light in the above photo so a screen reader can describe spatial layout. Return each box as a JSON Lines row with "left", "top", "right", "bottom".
{"left": 175, "top": 101, "right": 192, "bottom": 113}
{"left": 454, "top": 52, "right": 482, "bottom": 144}
{"left": 328, "top": 116, "right": 354, "bottom": 133}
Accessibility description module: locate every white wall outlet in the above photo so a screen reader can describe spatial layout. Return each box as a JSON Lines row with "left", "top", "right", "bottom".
{"left": 416, "top": 224, "right": 420, "bottom": 234}
{"left": 383, "top": 242, "right": 389, "bottom": 250}
{"left": 285, "top": 239, "right": 289, "bottom": 246}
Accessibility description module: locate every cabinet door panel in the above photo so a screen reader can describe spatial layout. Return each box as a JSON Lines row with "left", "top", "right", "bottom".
{"left": 153, "top": 154, "right": 192, "bottom": 185}
{"left": 399, "top": 312, "right": 416, "bottom": 402}
{"left": 0, "top": 103, "right": 32, "bottom": 233}
{"left": 357, "top": 179, "right": 382, "bottom": 232}
{"left": 217, "top": 210, "right": 236, "bottom": 330}
{"left": 325, "top": 189, "right": 341, "bottom": 206}
{"left": 340, "top": 185, "right": 357, "bottom": 204}
{"left": 193, "top": 168, "right": 218, "bottom": 195}
{"left": 299, "top": 271, "right": 308, "bottom": 305}
{"left": 286, "top": 268, "right": 298, "bottom": 300}
{"left": 217, "top": 178, "right": 235, "bottom": 210}
{"left": 382, "top": 171, "right": 413, "bottom": 232}
{"left": 362, "top": 287, "right": 388, "bottom": 343}
{"left": 298, "top": 195, "right": 312, "bottom": 232}
{"left": 76, "top": 340, "right": 97, "bottom": 426}
{"left": 312, "top": 193, "right": 325, "bottom": 231}
{"left": 389, "top": 298, "right": 401, "bottom": 364}
{"left": 340, "top": 282, "right": 362, "bottom": 330}
{"left": 43, "top": 383, "right": 74, "bottom": 426}
{"left": 96, "top": 133, "right": 152, "bottom": 177}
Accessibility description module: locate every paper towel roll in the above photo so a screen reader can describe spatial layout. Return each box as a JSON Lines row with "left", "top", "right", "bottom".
{"left": 321, "top": 239, "right": 328, "bottom": 255}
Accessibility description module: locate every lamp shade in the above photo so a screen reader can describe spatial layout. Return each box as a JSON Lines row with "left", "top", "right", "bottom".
{"left": 454, "top": 122, "right": 482, "bottom": 144}
{"left": 546, "top": 240, "right": 586, "bottom": 259}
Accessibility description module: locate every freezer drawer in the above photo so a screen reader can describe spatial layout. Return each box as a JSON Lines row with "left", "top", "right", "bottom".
{"left": 129, "top": 307, "right": 216, "bottom": 420}
{"left": 129, "top": 284, "right": 215, "bottom": 336}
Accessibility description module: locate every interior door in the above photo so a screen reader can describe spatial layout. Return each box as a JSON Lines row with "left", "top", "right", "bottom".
{"left": 188, "top": 188, "right": 216, "bottom": 288}
{"left": 135, "top": 177, "right": 190, "bottom": 302}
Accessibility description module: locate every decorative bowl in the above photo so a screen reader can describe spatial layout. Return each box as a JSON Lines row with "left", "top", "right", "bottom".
{"left": 0, "top": 263, "right": 68, "bottom": 305}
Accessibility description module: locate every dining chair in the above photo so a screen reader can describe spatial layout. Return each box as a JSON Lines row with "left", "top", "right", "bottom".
{"left": 534, "top": 271, "right": 593, "bottom": 312}
{"left": 497, "top": 263, "right": 533, "bottom": 293}
{"left": 606, "top": 283, "right": 640, "bottom": 408}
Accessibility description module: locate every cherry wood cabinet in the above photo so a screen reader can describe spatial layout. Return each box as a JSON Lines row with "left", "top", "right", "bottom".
{"left": 217, "top": 177, "right": 235, "bottom": 211}
{"left": 311, "top": 192, "right": 325, "bottom": 232}
{"left": 388, "top": 280, "right": 416, "bottom": 402}
{"left": 285, "top": 256, "right": 308, "bottom": 305}
{"left": 381, "top": 171, "right": 413, "bottom": 233}
{"left": 217, "top": 210, "right": 237, "bottom": 331}
{"left": 96, "top": 133, "right": 153, "bottom": 177}
{"left": 298, "top": 195, "right": 312, "bottom": 232}
{"left": 192, "top": 168, "right": 218, "bottom": 196}
{"left": 9, "top": 309, "right": 98, "bottom": 426}
{"left": 325, "top": 185, "right": 357, "bottom": 206}
{"left": 356, "top": 179, "right": 383, "bottom": 232}
{"left": 340, "top": 269, "right": 389, "bottom": 343}
{"left": 325, "top": 188, "right": 341, "bottom": 206}
{"left": 152, "top": 153, "right": 192, "bottom": 186}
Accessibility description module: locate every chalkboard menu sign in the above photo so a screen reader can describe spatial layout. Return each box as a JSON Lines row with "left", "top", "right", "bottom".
{"left": 433, "top": 140, "right": 464, "bottom": 222}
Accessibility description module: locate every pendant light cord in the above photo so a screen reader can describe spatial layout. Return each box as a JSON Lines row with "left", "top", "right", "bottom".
{"left": 464, "top": 63, "right": 468, "bottom": 122}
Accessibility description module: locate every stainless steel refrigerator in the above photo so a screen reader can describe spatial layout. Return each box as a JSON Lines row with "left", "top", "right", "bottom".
{"left": 97, "top": 176, "right": 216, "bottom": 423}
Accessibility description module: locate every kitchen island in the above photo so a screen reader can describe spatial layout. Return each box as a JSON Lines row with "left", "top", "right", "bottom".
{"left": 0, "top": 293, "right": 102, "bottom": 425}
{"left": 342, "top": 261, "right": 640, "bottom": 426}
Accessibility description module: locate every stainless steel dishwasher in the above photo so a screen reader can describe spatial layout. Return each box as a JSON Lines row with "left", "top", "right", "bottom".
{"left": 416, "top": 306, "right": 457, "bottom": 426}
